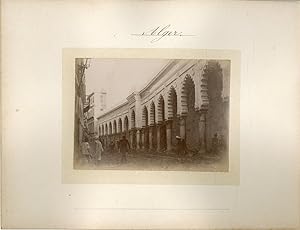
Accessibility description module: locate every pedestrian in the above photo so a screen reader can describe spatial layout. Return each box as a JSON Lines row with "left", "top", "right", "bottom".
{"left": 81, "top": 140, "right": 92, "bottom": 164}
{"left": 176, "top": 136, "right": 187, "bottom": 155}
{"left": 211, "top": 133, "right": 219, "bottom": 154}
{"left": 95, "top": 136, "right": 104, "bottom": 163}
{"left": 181, "top": 138, "right": 187, "bottom": 155}
{"left": 176, "top": 136, "right": 182, "bottom": 155}
{"left": 110, "top": 141, "right": 115, "bottom": 153}
{"left": 119, "top": 135, "right": 130, "bottom": 163}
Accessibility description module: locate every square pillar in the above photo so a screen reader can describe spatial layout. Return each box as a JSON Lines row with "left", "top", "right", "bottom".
{"left": 136, "top": 129, "right": 140, "bottom": 150}
{"left": 149, "top": 126, "right": 153, "bottom": 150}
{"left": 166, "top": 120, "right": 172, "bottom": 151}
{"left": 156, "top": 124, "right": 161, "bottom": 152}
{"left": 130, "top": 130, "right": 134, "bottom": 149}
{"left": 141, "top": 128, "right": 145, "bottom": 149}
{"left": 199, "top": 112, "right": 207, "bottom": 152}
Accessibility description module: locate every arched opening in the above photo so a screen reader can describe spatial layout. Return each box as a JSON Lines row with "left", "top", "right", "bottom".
{"left": 182, "top": 75, "right": 198, "bottom": 150}
{"left": 204, "top": 61, "right": 228, "bottom": 153}
{"left": 105, "top": 123, "right": 108, "bottom": 148}
{"left": 123, "top": 116, "right": 129, "bottom": 142}
{"left": 142, "top": 106, "right": 149, "bottom": 149}
{"left": 109, "top": 122, "right": 112, "bottom": 134}
{"left": 113, "top": 120, "right": 117, "bottom": 134}
{"left": 124, "top": 116, "right": 129, "bottom": 132}
{"left": 118, "top": 118, "right": 123, "bottom": 134}
{"left": 157, "top": 95, "right": 165, "bottom": 123}
{"left": 130, "top": 110, "right": 136, "bottom": 149}
{"left": 131, "top": 110, "right": 136, "bottom": 129}
{"left": 157, "top": 95, "right": 166, "bottom": 151}
{"left": 168, "top": 86, "right": 179, "bottom": 147}
{"left": 150, "top": 102, "right": 156, "bottom": 125}
{"left": 149, "top": 101, "right": 157, "bottom": 149}
{"left": 142, "top": 106, "right": 148, "bottom": 127}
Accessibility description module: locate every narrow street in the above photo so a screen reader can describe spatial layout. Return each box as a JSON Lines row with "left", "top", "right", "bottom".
{"left": 78, "top": 149, "right": 228, "bottom": 172}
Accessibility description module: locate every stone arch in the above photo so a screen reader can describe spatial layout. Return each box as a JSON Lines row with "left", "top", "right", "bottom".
{"left": 142, "top": 106, "right": 148, "bottom": 127}
{"left": 124, "top": 115, "right": 129, "bottom": 132}
{"left": 181, "top": 74, "right": 196, "bottom": 116}
{"left": 105, "top": 123, "right": 108, "bottom": 135}
{"left": 157, "top": 95, "right": 165, "bottom": 123}
{"left": 167, "top": 86, "right": 178, "bottom": 120}
{"left": 113, "top": 120, "right": 117, "bottom": 134}
{"left": 130, "top": 110, "right": 136, "bottom": 129}
{"left": 204, "top": 60, "right": 227, "bottom": 149}
{"left": 118, "top": 118, "right": 123, "bottom": 133}
{"left": 109, "top": 122, "right": 112, "bottom": 135}
{"left": 149, "top": 101, "right": 156, "bottom": 125}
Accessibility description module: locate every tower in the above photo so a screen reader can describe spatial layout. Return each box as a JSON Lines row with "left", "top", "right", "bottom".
{"left": 99, "top": 89, "right": 107, "bottom": 112}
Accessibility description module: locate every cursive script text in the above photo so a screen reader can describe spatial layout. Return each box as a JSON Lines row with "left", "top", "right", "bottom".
{"left": 132, "top": 24, "right": 195, "bottom": 43}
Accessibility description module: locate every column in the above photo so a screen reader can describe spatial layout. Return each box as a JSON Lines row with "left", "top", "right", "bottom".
{"left": 130, "top": 129, "right": 134, "bottom": 149}
{"left": 156, "top": 124, "right": 161, "bottom": 151}
{"left": 199, "top": 112, "right": 207, "bottom": 152}
{"left": 166, "top": 120, "right": 172, "bottom": 151}
{"left": 141, "top": 129, "right": 145, "bottom": 149}
{"left": 149, "top": 126, "right": 153, "bottom": 150}
{"left": 179, "top": 116, "right": 186, "bottom": 140}
{"left": 136, "top": 129, "right": 140, "bottom": 150}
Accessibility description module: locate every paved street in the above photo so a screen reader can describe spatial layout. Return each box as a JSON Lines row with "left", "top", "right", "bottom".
{"left": 78, "top": 149, "right": 228, "bottom": 172}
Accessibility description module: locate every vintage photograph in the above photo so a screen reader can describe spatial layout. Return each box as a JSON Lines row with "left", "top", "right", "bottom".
{"left": 74, "top": 58, "right": 230, "bottom": 171}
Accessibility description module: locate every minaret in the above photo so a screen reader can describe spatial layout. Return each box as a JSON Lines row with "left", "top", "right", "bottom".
{"left": 99, "top": 89, "right": 107, "bottom": 112}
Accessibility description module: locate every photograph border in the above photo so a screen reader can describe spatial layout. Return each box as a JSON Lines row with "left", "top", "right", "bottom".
{"left": 62, "top": 48, "right": 240, "bottom": 184}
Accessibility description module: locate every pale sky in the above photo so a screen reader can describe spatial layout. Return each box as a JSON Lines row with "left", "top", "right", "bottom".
{"left": 85, "top": 59, "right": 170, "bottom": 108}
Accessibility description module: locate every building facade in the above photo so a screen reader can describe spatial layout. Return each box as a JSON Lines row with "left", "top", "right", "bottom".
{"left": 97, "top": 59, "right": 230, "bottom": 154}
{"left": 86, "top": 91, "right": 107, "bottom": 138}
{"left": 74, "top": 58, "right": 89, "bottom": 163}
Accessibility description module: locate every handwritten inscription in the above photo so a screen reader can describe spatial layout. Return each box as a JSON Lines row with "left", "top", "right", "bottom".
{"left": 132, "top": 24, "right": 195, "bottom": 43}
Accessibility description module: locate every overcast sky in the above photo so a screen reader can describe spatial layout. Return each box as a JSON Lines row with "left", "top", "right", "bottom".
{"left": 85, "top": 58, "right": 169, "bottom": 108}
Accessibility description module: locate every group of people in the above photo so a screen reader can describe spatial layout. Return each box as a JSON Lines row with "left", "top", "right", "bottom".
{"left": 81, "top": 133, "right": 225, "bottom": 165}
{"left": 175, "top": 132, "right": 226, "bottom": 156}
{"left": 81, "top": 135, "right": 131, "bottom": 165}
{"left": 81, "top": 137, "right": 104, "bottom": 165}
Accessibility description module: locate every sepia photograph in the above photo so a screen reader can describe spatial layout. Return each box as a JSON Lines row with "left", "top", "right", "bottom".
{"left": 73, "top": 58, "right": 231, "bottom": 172}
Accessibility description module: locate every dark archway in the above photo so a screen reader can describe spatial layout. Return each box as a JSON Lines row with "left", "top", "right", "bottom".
{"left": 157, "top": 95, "right": 166, "bottom": 150}
{"left": 118, "top": 118, "right": 123, "bottom": 134}
{"left": 109, "top": 122, "right": 112, "bottom": 135}
{"left": 142, "top": 106, "right": 149, "bottom": 149}
{"left": 168, "top": 86, "right": 179, "bottom": 147}
{"left": 124, "top": 116, "right": 129, "bottom": 132}
{"left": 113, "top": 120, "right": 117, "bottom": 134}
{"left": 131, "top": 110, "right": 136, "bottom": 129}
{"left": 149, "top": 101, "right": 157, "bottom": 149}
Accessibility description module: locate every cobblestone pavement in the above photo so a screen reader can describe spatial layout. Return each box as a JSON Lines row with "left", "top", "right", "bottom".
{"left": 78, "top": 149, "right": 228, "bottom": 172}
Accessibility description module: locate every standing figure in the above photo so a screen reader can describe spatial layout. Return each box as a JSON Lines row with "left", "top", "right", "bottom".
{"left": 109, "top": 141, "right": 115, "bottom": 153}
{"left": 95, "top": 137, "right": 104, "bottom": 162}
{"left": 176, "top": 136, "right": 182, "bottom": 155}
{"left": 119, "top": 135, "right": 130, "bottom": 163}
{"left": 211, "top": 133, "right": 219, "bottom": 154}
{"left": 81, "top": 141, "right": 92, "bottom": 163}
{"left": 176, "top": 136, "right": 187, "bottom": 155}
